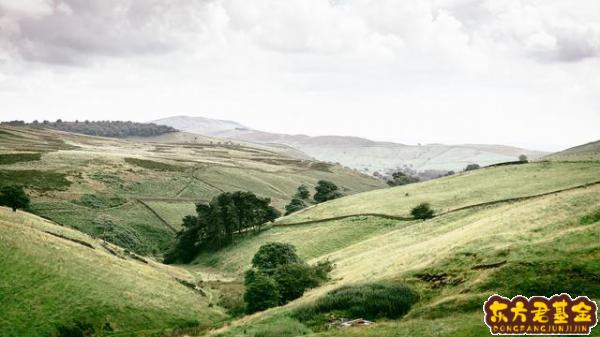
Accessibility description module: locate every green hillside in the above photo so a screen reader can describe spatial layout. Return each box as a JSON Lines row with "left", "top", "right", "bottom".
{"left": 277, "top": 161, "right": 600, "bottom": 224}
{"left": 0, "top": 207, "right": 226, "bottom": 336}
{"left": 545, "top": 139, "right": 600, "bottom": 162}
{"left": 189, "top": 159, "right": 600, "bottom": 337}
{"left": 0, "top": 126, "right": 384, "bottom": 255}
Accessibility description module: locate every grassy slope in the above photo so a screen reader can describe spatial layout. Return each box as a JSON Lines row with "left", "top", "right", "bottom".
{"left": 545, "top": 139, "right": 600, "bottom": 162}
{"left": 195, "top": 159, "right": 600, "bottom": 337}
{"left": 0, "top": 207, "right": 225, "bottom": 337}
{"left": 278, "top": 161, "right": 600, "bottom": 223}
{"left": 0, "top": 126, "right": 385, "bottom": 255}
{"left": 194, "top": 216, "right": 411, "bottom": 275}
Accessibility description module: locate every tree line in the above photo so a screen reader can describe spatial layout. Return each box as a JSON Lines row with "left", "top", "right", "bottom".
{"left": 1, "top": 120, "right": 177, "bottom": 138}
{"left": 165, "top": 191, "right": 280, "bottom": 263}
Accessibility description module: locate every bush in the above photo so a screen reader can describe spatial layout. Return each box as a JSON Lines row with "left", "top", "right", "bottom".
{"left": 411, "top": 203, "right": 434, "bottom": 220}
{"left": 294, "top": 282, "right": 418, "bottom": 322}
{"left": 243, "top": 271, "right": 280, "bottom": 313}
{"left": 518, "top": 154, "right": 528, "bottom": 162}
{"left": 251, "top": 242, "right": 302, "bottom": 274}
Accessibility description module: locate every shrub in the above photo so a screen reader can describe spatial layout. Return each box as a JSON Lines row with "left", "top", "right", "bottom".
{"left": 251, "top": 242, "right": 302, "bottom": 274}
{"left": 243, "top": 271, "right": 280, "bottom": 313}
{"left": 294, "top": 282, "right": 418, "bottom": 322}
{"left": 518, "top": 154, "right": 528, "bottom": 162}
{"left": 411, "top": 203, "right": 434, "bottom": 220}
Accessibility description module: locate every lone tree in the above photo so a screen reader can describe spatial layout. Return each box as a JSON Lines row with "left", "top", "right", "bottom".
{"left": 518, "top": 154, "right": 528, "bottom": 162}
{"left": 0, "top": 185, "right": 30, "bottom": 212}
{"left": 411, "top": 203, "right": 434, "bottom": 220}
{"left": 313, "top": 180, "right": 343, "bottom": 203}
{"left": 464, "top": 163, "right": 480, "bottom": 171}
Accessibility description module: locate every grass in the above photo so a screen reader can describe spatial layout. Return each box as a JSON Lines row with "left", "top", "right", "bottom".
{"left": 0, "top": 207, "right": 225, "bottom": 337}
{"left": 194, "top": 216, "right": 405, "bottom": 274}
{"left": 124, "top": 157, "right": 186, "bottom": 172}
{"left": 278, "top": 161, "right": 600, "bottom": 223}
{"left": 0, "top": 126, "right": 384, "bottom": 257}
{"left": 0, "top": 169, "right": 71, "bottom": 192}
{"left": 0, "top": 152, "right": 42, "bottom": 165}
{"left": 142, "top": 201, "right": 196, "bottom": 230}
{"left": 211, "top": 183, "right": 600, "bottom": 337}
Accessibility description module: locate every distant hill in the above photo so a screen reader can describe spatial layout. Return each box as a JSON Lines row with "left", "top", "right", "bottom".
{"left": 1, "top": 120, "right": 177, "bottom": 138}
{"left": 0, "top": 126, "right": 384, "bottom": 255}
{"left": 154, "top": 116, "right": 547, "bottom": 173}
{"left": 544, "top": 139, "right": 600, "bottom": 162}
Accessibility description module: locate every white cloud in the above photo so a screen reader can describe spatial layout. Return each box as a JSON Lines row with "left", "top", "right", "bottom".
{"left": 0, "top": 0, "right": 599, "bottom": 150}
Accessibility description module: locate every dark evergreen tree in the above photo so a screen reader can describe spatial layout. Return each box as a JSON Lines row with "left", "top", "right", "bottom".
{"left": 313, "top": 180, "right": 343, "bottom": 203}
{"left": 0, "top": 185, "right": 30, "bottom": 212}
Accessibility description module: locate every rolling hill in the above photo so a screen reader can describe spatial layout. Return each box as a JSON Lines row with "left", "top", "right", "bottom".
{"left": 0, "top": 207, "right": 226, "bottom": 336}
{"left": 0, "top": 126, "right": 384, "bottom": 256}
{"left": 183, "top": 149, "right": 600, "bottom": 337}
{"left": 153, "top": 116, "right": 547, "bottom": 173}
{"left": 544, "top": 139, "right": 600, "bottom": 162}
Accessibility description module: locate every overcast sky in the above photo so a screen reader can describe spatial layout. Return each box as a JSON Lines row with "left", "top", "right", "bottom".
{"left": 1, "top": 0, "right": 599, "bottom": 151}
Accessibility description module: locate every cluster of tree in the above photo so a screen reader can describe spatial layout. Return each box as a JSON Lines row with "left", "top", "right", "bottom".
{"left": 165, "top": 191, "right": 280, "bottom": 263}
{"left": 244, "top": 243, "right": 333, "bottom": 313}
{"left": 284, "top": 180, "right": 343, "bottom": 215}
{"left": 1, "top": 120, "right": 177, "bottom": 138}
{"left": 385, "top": 171, "right": 420, "bottom": 187}
{"left": 284, "top": 185, "right": 310, "bottom": 215}
{"left": 0, "top": 185, "right": 30, "bottom": 212}
{"left": 464, "top": 163, "right": 481, "bottom": 171}
{"left": 373, "top": 166, "right": 452, "bottom": 183}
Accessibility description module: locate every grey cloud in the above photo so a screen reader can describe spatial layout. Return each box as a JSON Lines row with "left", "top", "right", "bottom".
{"left": 1, "top": 0, "right": 207, "bottom": 65}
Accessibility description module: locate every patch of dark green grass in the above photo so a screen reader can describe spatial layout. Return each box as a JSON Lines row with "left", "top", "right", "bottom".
{"left": 75, "top": 193, "right": 127, "bottom": 209}
{"left": 125, "top": 158, "right": 185, "bottom": 172}
{"left": 580, "top": 208, "right": 600, "bottom": 225}
{"left": 294, "top": 282, "right": 418, "bottom": 327}
{"left": 0, "top": 169, "right": 70, "bottom": 192}
{"left": 478, "top": 256, "right": 600, "bottom": 298}
{"left": 0, "top": 153, "right": 42, "bottom": 165}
